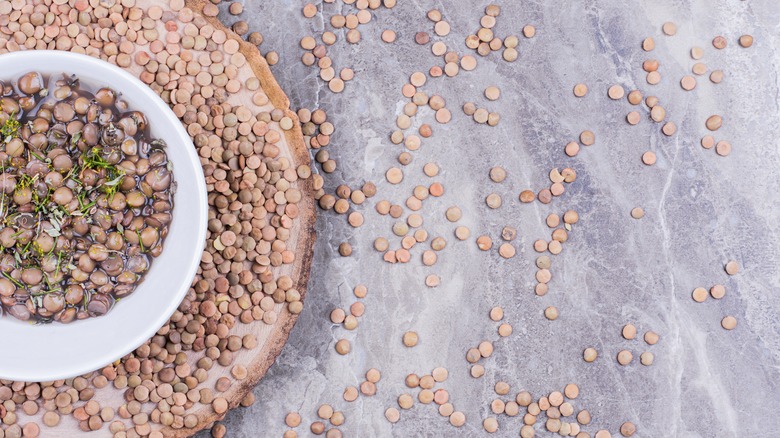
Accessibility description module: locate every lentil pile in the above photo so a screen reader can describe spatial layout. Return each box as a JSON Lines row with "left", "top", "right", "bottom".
{"left": 0, "top": 0, "right": 314, "bottom": 435}
{"left": 0, "top": 72, "right": 173, "bottom": 323}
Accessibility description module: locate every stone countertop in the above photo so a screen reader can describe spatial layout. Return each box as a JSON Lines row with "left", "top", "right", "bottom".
{"left": 200, "top": 1, "right": 780, "bottom": 436}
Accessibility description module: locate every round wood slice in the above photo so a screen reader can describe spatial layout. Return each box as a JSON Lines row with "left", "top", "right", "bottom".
{"left": 5, "top": 0, "right": 316, "bottom": 436}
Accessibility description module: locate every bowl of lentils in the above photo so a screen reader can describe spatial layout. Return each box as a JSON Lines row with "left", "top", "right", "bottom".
{"left": 0, "top": 51, "right": 207, "bottom": 381}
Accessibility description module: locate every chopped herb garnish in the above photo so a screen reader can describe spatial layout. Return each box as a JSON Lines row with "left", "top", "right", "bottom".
{"left": 1, "top": 271, "right": 23, "bottom": 288}
{"left": 0, "top": 114, "right": 20, "bottom": 141}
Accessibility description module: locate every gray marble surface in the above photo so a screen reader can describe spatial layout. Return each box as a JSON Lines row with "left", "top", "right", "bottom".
{"left": 201, "top": 0, "right": 780, "bottom": 436}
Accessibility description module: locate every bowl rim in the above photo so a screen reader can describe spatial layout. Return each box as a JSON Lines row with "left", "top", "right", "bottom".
{"left": 0, "top": 50, "right": 207, "bottom": 381}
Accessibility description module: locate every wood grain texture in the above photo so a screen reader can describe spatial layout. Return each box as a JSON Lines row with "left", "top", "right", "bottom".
{"left": 5, "top": 0, "right": 316, "bottom": 436}
{"left": 163, "top": 1, "right": 317, "bottom": 435}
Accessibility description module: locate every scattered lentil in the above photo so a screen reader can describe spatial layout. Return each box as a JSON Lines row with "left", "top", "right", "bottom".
{"left": 617, "top": 350, "right": 633, "bottom": 365}
{"left": 644, "top": 331, "right": 660, "bottom": 345}
{"left": 573, "top": 83, "right": 588, "bottom": 97}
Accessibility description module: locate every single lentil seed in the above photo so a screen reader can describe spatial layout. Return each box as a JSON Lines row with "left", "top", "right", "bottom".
{"left": 608, "top": 84, "right": 625, "bottom": 100}
{"left": 716, "top": 141, "right": 732, "bottom": 156}
{"left": 681, "top": 75, "right": 696, "bottom": 91}
{"left": 403, "top": 331, "right": 419, "bottom": 347}
{"left": 644, "top": 331, "right": 660, "bottom": 345}
{"left": 622, "top": 324, "right": 637, "bottom": 340}
{"left": 706, "top": 115, "right": 723, "bottom": 131}
{"left": 621, "top": 422, "right": 637, "bottom": 437}
{"left": 564, "top": 384, "right": 579, "bottom": 399}
{"left": 617, "top": 350, "right": 633, "bottom": 365}
{"left": 710, "top": 70, "right": 724, "bottom": 83}
{"left": 385, "top": 407, "right": 400, "bottom": 423}
{"left": 485, "top": 86, "right": 500, "bottom": 101}
{"left": 692, "top": 287, "right": 708, "bottom": 303}
{"left": 382, "top": 30, "right": 396, "bottom": 43}
{"left": 711, "top": 284, "right": 726, "bottom": 299}
{"left": 580, "top": 130, "right": 595, "bottom": 146}
{"left": 335, "top": 339, "right": 351, "bottom": 355}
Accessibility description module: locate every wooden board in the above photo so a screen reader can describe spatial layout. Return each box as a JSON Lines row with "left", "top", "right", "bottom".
{"left": 3, "top": 0, "right": 316, "bottom": 436}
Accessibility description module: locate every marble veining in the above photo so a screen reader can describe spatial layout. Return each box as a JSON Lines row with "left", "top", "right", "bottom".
{"left": 203, "top": 1, "right": 780, "bottom": 437}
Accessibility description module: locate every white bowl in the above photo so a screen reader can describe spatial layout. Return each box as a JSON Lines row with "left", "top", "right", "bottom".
{"left": 0, "top": 51, "right": 207, "bottom": 381}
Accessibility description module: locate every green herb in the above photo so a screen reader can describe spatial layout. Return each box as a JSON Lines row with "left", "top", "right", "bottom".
{"left": 55, "top": 250, "right": 64, "bottom": 273}
{"left": 15, "top": 173, "right": 37, "bottom": 189}
{"left": 101, "top": 170, "right": 125, "bottom": 201}
{"left": 0, "top": 162, "right": 5, "bottom": 219}
{"left": 31, "top": 288, "right": 58, "bottom": 297}
{"left": 0, "top": 114, "right": 20, "bottom": 141}
{"left": 2, "top": 271, "right": 23, "bottom": 288}
{"left": 65, "top": 164, "right": 83, "bottom": 186}
{"left": 137, "top": 229, "right": 145, "bottom": 253}
{"left": 76, "top": 189, "right": 87, "bottom": 209}
{"left": 19, "top": 240, "right": 31, "bottom": 258}
{"left": 31, "top": 188, "right": 51, "bottom": 214}
{"left": 31, "top": 240, "right": 44, "bottom": 257}
{"left": 70, "top": 131, "right": 82, "bottom": 146}
{"left": 4, "top": 212, "right": 19, "bottom": 227}
{"left": 28, "top": 150, "right": 44, "bottom": 161}
{"left": 83, "top": 147, "right": 113, "bottom": 170}
{"left": 79, "top": 200, "right": 96, "bottom": 215}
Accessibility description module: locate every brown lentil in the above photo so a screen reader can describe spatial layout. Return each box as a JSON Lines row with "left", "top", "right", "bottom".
{"left": 583, "top": 348, "right": 598, "bottom": 362}
{"left": 617, "top": 350, "right": 633, "bottom": 365}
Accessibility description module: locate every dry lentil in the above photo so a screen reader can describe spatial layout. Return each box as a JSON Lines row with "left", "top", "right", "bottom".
{"left": 583, "top": 348, "right": 598, "bottom": 362}
{"left": 622, "top": 324, "right": 637, "bottom": 340}
{"left": 617, "top": 350, "right": 633, "bottom": 365}
{"left": 335, "top": 339, "right": 351, "bottom": 355}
